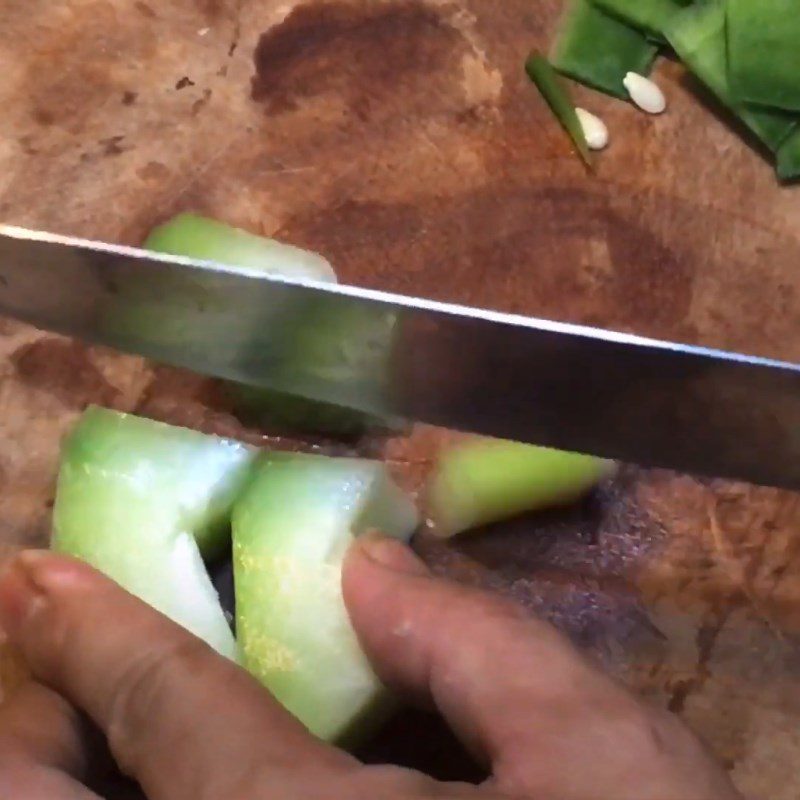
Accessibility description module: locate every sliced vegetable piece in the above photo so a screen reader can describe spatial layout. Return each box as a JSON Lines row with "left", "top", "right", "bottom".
{"left": 144, "top": 213, "right": 337, "bottom": 282}
{"left": 550, "top": 0, "right": 658, "bottom": 99}
{"left": 727, "top": 0, "right": 800, "bottom": 112}
{"left": 221, "top": 294, "right": 399, "bottom": 434}
{"left": 233, "top": 453, "right": 418, "bottom": 743}
{"left": 777, "top": 128, "right": 800, "bottom": 181}
{"left": 110, "top": 216, "right": 318, "bottom": 356}
{"left": 52, "top": 407, "right": 255, "bottom": 658}
{"left": 145, "top": 213, "right": 394, "bottom": 436}
{"left": 525, "top": 52, "right": 592, "bottom": 166}
{"left": 261, "top": 296, "right": 399, "bottom": 417}
{"left": 592, "top": 0, "right": 691, "bottom": 40}
{"left": 428, "top": 437, "right": 615, "bottom": 538}
{"left": 666, "top": 1, "right": 797, "bottom": 151}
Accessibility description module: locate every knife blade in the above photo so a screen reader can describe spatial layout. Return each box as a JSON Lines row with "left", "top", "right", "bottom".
{"left": 2, "top": 223, "right": 800, "bottom": 490}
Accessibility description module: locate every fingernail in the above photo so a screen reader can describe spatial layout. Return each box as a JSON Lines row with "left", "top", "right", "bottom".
{"left": 358, "top": 535, "right": 430, "bottom": 577}
{"left": 0, "top": 551, "right": 50, "bottom": 640}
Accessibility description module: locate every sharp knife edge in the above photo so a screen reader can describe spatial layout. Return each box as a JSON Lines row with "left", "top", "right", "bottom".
{"left": 2, "top": 223, "right": 800, "bottom": 490}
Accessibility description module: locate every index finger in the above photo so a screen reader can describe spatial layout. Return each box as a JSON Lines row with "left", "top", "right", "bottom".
{"left": 0, "top": 551, "right": 354, "bottom": 800}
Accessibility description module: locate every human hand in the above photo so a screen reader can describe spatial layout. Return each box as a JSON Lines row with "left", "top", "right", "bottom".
{"left": 0, "top": 538, "right": 742, "bottom": 800}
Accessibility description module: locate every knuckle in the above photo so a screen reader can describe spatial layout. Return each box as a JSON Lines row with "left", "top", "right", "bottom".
{"left": 24, "top": 589, "right": 75, "bottom": 667}
{"left": 105, "top": 633, "right": 213, "bottom": 773}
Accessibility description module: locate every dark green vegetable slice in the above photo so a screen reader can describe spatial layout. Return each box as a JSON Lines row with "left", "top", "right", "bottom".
{"left": 727, "top": 0, "right": 800, "bottom": 112}
{"left": 592, "top": 0, "right": 691, "bottom": 40}
{"left": 666, "top": 1, "right": 796, "bottom": 152}
{"left": 777, "top": 128, "right": 800, "bottom": 181}
{"left": 550, "top": 0, "right": 658, "bottom": 100}
{"left": 525, "top": 51, "right": 592, "bottom": 166}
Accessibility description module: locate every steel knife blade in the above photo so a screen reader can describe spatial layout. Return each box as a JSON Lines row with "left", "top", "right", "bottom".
{"left": 2, "top": 223, "right": 800, "bottom": 490}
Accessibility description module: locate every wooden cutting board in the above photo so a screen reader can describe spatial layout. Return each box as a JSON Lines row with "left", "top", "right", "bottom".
{"left": 2, "top": 1, "right": 800, "bottom": 796}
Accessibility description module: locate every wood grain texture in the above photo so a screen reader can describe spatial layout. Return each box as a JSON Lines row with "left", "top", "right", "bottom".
{"left": 1, "top": 1, "right": 800, "bottom": 796}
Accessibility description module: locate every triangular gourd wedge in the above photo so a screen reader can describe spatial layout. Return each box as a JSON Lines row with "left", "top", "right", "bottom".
{"left": 52, "top": 406, "right": 256, "bottom": 659}
{"left": 232, "top": 453, "right": 418, "bottom": 743}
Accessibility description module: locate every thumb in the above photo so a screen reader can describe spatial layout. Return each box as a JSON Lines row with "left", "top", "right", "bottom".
{"left": 342, "top": 536, "right": 741, "bottom": 800}
{"left": 0, "top": 551, "right": 351, "bottom": 800}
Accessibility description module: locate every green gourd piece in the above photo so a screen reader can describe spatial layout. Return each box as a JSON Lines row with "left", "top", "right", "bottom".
{"left": 144, "top": 213, "right": 337, "bottom": 282}
{"left": 428, "top": 437, "right": 615, "bottom": 538}
{"left": 232, "top": 453, "right": 418, "bottom": 743}
{"left": 145, "top": 213, "right": 395, "bottom": 436}
{"left": 52, "top": 407, "right": 257, "bottom": 658}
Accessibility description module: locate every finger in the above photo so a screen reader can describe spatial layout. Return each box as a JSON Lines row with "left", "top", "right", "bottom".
{"left": 0, "top": 681, "right": 90, "bottom": 776}
{"left": 343, "top": 537, "right": 742, "bottom": 800}
{"left": 0, "top": 551, "right": 354, "bottom": 800}
{"left": 0, "top": 681, "right": 102, "bottom": 800}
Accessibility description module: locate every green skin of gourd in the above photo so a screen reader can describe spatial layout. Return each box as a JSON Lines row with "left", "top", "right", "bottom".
{"left": 526, "top": 52, "right": 592, "bottom": 167}
{"left": 777, "top": 128, "right": 800, "bottom": 181}
{"left": 52, "top": 407, "right": 257, "bottom": 659}
{"left": 666, "top": 0, "right": 796, "bottom": 154}
{"left": 232, "top": 453, "right": 418, "bottom": 743}
{"left": 429, "top": 438, "right": 615, "bottom": 538}
{"left": 550, "top": 0, "right": 658, "bottom": 99}
{"left": 591, "top": 0, "right": 690, "bottom": 40}
{"left": 727, "top": 0, "right": 800, "bottom": 113}
{"left": 144, "top": 213, "right": 337, "bottom": 282}
{"left": 105, "top": 212, "right": 336, "bottom": 351}
{"left": 102, "top": 214, "right": 335, "bottom": 374}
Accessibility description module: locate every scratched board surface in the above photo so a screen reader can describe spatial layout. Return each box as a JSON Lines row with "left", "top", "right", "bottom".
{"left": 2, "top": 1, "right": 800, "bottom": 796}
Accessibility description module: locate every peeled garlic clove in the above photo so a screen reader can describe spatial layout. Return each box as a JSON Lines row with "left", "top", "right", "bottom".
{"left": 575, "top": 107, "right": 609, "bottom": 150}
{"left": 623, "top": 71, "right": 667, "bottom": 114}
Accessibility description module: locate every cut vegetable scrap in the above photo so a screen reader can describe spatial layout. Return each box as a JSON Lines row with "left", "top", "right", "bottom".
{"left": 529, "top": 0, "right": 800, "bottom": 182}
{"left": 233, "top": 453, "right": 418, "bottom": 743}
{"left": 727, "top": 0, "right": 800, "bottom": 113}
{"left": 665, "top": 0, "right": 797, "bottom": 152}
{"left": 592, "top": 0, "right": 691, "bottom": 40}
{"left": 550, "top": 0, "right": 658, "bottom": 100}
{"left": 427, "top": 436, "right": 615, "bottom": 538}
{"left": 525, "top": 51, "right": 592, "bottom": 166}
{"left": 52, "top": 407, "right": 256, "bottom": 659}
